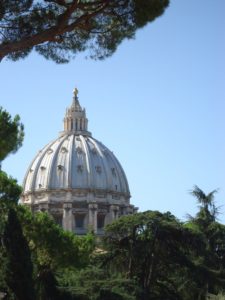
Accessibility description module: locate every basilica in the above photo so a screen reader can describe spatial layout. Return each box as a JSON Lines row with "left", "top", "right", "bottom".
{"left": 21, "top": 89, "right": 137, "bottom": 235}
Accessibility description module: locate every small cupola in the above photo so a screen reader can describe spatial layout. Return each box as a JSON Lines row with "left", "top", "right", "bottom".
{"left": 63, "top": 88, "right": 91, "bottom": 136}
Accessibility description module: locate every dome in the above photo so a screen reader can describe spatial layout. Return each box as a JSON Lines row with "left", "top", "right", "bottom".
{"left": 21, "top": 89, "right": 137, "bottom": 235}
{"left": 23, "top": 134, "right": 130, "bottom": 196}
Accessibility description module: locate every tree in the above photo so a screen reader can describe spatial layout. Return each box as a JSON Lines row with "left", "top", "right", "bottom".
{"left": 103, "top": 211, "right": 207, "bottom": 300}
{"left": 17, "top": 207, "right": 95, "bottom": 299}
{"left": 187, "top": 186, "right": 225, "bottom": 298}
{"left": 190, "top": 185, "right": 219, "bottom": 225}
{"left": 17, "top": 208, "right": 95, "bottom": 270}
{"left": 0, "top": 0, "right": 169, "bottom": 63}
{"left": 1, "top": 208, "right": 35, "bottom": 300}
{"left": 58, "top": 266, "right": 137, "bottom": 300}
{"left": 0, "top": 170, "right": 22, "bottom": 203}
{"left": 0, "top": 107, "right": 24, "bottom": 164}
{"left": 0, "top": 107, "right": 27, "bottom": 298}
{"left": 0, "top": 107, "right": 24, "bottom": 204}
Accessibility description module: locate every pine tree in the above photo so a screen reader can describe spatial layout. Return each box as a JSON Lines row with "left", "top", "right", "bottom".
{"left": 3, "top": 208, "right": 35, "bottom": 300}
{"left": 0, "top": 0, "right": 169, "bottom": 63}
{"left": 0, "top": 107, "right": 24, "bottom": 165}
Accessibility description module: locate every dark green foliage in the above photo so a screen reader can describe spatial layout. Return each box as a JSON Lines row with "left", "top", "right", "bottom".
{"left": 134, "top": 0, "right": 169, "bottom": 28}
{"left": 0, "top": 202, "right": 10, "bottom": 297}
{"left": 16, "top": 206, "right": 95, "bottom": 299}
{"left": 2, "top": 208, "right": 35, "bottom": 300}
{"left": 0, "top": 107, "right": 24, "bottom": 163}
{"left": 0, "top": 0, "right": 170, "bottom": 63}
{"left": 17, "top": 207, "right": 95, "bottom": 270}
{"left": 103, "top": 211, "right": 207, "bottom": 299}
{"left": 190, "top": 185, "right": 219, "bottom": 226}
{"left": 0, "top": 170, "right": 22, "bottom": 203}
{"left": 0, "top": 106, "right": 24, "bottom": 296}
{"left": 58, "top": 266, "right": 137, "bottom": 300}
{"left": 186, "top": 186, "right": 225, "bottom": 297}
{"left": 0, "top": 187, "right": 225, "bottom": 299}
{"left": 36, "top": 266, "right": 79, "bottom": 300}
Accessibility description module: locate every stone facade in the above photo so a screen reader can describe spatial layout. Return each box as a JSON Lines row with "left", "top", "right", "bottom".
{"left": 21, "top": 89, "right": 137, "bottom": 235}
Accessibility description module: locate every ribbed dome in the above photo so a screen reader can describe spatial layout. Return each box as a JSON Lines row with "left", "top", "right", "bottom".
{"left": 21, "top": 89, "right": 135, "bottom": 235}
{"left": 23, "top": 134, "right": 130, "bottom": 196}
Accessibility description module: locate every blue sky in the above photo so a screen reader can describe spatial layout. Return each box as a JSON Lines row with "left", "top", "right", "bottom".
{"left": 1, "top": 0, "right": 225, "bottom": 221}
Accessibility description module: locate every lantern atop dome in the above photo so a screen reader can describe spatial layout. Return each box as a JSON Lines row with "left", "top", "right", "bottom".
{"left": 63, "top": 89, "right": 91, "bottom": 136}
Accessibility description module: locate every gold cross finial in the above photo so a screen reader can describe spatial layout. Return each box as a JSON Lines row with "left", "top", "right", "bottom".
{"left": 73, "top": 87, "right": 78, "bottom": 97}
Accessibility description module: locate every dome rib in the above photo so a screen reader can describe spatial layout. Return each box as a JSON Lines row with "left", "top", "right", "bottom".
{"left": 47, "top": 135, "right": 68, "bottom": 190}
{"left": 90, "top": 138, "right": 111, "bottom": 191}
{"left": 67, "top": 134, "right": 75, "bottom": 188}
{"left": 26, "top": 139, "right": 56, "bottom": 192}
{"left": 79, "top": 135, "right": 91, "bottom": 188}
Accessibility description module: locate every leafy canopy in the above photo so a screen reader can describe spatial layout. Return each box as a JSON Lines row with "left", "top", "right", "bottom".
{"left": 0, "top": 107, "right": 24, "bottom": 205}
{"left": 17, "top": 207, "right": 95, "bottom": 270}
{"left": 103, "top": 211, "right": 208, "bottom": 300}
{"left": 0, "top": 170, "right": 22, "bottom": 203}
{"left": 0, "top": 0, "right": 169, "bottom": 63}
{"left": 0, "top": 107, "right": 24, "bottom": 164}
{"left": 186, "top": 186, "right": 225, "bottom": 297}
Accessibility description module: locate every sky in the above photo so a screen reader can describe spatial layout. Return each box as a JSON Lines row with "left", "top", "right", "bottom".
{"left": 1, "top": 0, "right": 225, "bottom": 222}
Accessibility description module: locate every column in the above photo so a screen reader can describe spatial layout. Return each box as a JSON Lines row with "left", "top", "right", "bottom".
{"left": 88, "top": 203, "right": 98, "bottom": 233}
{"left": 82, "top": 118, "right": 85, "bottom": 130}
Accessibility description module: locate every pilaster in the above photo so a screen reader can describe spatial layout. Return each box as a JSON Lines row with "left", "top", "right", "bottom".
{"left": 63, "top": 202, "right": 74, "bottom": 231}
{"left": 109, "top": 205, "right": 119, "bottom": 222}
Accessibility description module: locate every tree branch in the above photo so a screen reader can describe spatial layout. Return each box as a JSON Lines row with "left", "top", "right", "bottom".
{"left": 0, "top": 1, "right": 110, "bottom": 61}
